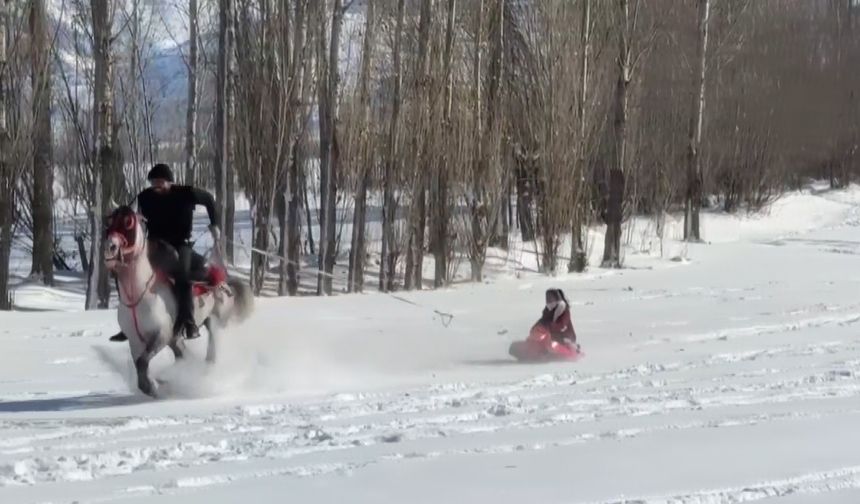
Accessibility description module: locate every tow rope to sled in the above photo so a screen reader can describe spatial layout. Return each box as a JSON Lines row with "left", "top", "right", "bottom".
{"left": 222, "top": 237, "right": 455, "bottom": 328}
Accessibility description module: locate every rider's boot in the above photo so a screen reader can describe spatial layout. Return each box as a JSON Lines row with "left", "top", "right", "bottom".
{"left": 109, "top": 331, "right": 128, "bottom": 342}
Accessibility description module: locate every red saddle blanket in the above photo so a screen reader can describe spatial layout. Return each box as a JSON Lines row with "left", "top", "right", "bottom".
{"left": 155, "top": 264, "right": 229, "bottom": 297}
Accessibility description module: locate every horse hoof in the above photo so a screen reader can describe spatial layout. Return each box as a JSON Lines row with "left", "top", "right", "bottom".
{"left": 138, "top": 379, "right": 158, "bottom": 398}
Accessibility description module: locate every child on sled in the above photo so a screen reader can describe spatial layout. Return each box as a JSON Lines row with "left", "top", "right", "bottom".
{"left": 537, "top": 288, "right": 578, "bottom": 351}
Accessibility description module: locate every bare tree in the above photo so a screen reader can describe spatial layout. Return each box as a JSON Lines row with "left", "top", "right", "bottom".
{"left": 214, "top": 0, "right": 232, "bottom": 259}
{"left": 380, "top": 0, "right": 405, "bottom": 292}
{"left": 278, "top": 0, "right": 312, "bottom": 296}
{"left": 347, "top": 0, "right": 376, "bottom": 293}
{"left": 86, "top": 0, "right": 115, "bottom": 309}
{"left": 404, "top": 0, "right": 435, "bottom": 291}
{"left": 431, "top": 0, "right": 456, "bottom": 288}
{"left": 684, "top": 0, "right": 711, "bottom": 241}
{"left": 292, "top": 2, "right": 315, "bottom": 295}
{"left": 30, "top": 0, "right": 53, "bottom": 285}
{"left": 466, "top": 0, "right": 504, "bottom": 281}
{"left": 568, "top": 0, "right": 591, "bottom": 273}
{"left": 185, "top": 0, "right": 199, "bottom": 185}
{"left": 602, "top": 0, "right": 647, "bottom": 269}
{"left": 316, "top": 0, "right": 346, "bottom": 296}
{"left": 0, "top": 0, "right": 15, "bottom": 309}
{"left": 467, "top": 0, "right": 486, "bottom": 281}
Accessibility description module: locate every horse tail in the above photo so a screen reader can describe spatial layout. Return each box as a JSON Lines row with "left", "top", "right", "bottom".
{"left": 227, "top": 278, "right": 254, "bottom": 322}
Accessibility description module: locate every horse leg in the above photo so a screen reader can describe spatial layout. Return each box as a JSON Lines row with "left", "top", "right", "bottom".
{"left": 169, "top": 336, "right": 186, "bottom": 360}
{"left": 135, "top": 336, "right": 167, "bottom": 398}
{"left": 204, "top": 318, "right": 217, "bottom": 364}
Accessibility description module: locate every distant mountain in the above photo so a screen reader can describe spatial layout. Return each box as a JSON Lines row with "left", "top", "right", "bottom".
{"left": 46, "top": 0, "right": 369, "bottom": 141}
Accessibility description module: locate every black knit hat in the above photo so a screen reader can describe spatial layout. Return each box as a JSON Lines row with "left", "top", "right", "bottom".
{"left": 147, "top": 163, "right": 174, "bottom": 182}
{"left": 546, "top": 288, "right": 569, "bottom": 305}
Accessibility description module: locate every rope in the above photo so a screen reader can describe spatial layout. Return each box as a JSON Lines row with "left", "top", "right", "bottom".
{"left": 226, "top": 236, "right": 455, "bottom": 328}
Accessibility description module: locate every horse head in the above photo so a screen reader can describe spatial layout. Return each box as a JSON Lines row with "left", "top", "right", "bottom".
{"left": 104, "top": 205, "right": 145, "bottom": 269}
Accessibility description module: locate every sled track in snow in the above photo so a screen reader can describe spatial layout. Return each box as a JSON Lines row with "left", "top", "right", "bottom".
{"left": 2, "top": 335, "right": 860, "bottom": 501}
{"left": 598, "top": 466, "right": 860, "bottom": 504}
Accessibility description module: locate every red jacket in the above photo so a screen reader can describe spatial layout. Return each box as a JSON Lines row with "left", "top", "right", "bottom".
{"left": 538, "top": 304, "right": 577, "bottom": 343}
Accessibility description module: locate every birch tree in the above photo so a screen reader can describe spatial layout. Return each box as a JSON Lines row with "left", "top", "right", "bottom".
{"left": 684, "top": 0, "right": 711, "bottom": 241}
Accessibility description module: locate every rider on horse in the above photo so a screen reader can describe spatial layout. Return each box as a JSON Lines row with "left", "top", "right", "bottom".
{"left": 110, "top": 163, "right": 220, "bottom": 342}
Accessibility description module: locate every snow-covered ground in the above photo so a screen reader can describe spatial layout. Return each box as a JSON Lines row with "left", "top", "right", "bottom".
{"left": 4, "top": 185, "right": 860, "bottom": 503}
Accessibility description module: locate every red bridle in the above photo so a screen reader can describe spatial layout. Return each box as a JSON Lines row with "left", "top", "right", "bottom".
{"left": 105, "top": 210, "right": 155, "bottom": 345}
{"left": 105, "top": 212, "right": 142, "bottom": 267}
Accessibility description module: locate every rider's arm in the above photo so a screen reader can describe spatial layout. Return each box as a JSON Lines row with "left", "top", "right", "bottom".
{"left": 131, "top": 189, "right": 146, "bottom": 214}
{"left": 559, "top": 310, "right": 576, "bottom": 342}
{"left": 191, "top": 188, "right": 220, "bottom": 228}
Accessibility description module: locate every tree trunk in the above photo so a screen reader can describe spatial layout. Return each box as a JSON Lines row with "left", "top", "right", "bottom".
{"left": 286, "top": 138, "right": 304, "bottom": 295}
{"left": 405, "top": 0, "right": 434, "bottom": 291}
{"left": 380, "top": 0, "right": 405, "bottom": 292}
{"left": 487, "top": 0, "right": 505, "bottom": 252}
{"left": 280, "top": 0, "right": 308, "bottom": 296}
{"left": 515, "top": 161, "right": 535, "bottom": 242}
{"left": 684, "top": 0, "right": 710, "bottom": 242}
{"left": 302, "top": 162, "right": 315, "bottom": 255}
{"left": 226, "top": 158, "right": 235, "bottom": 262}
{"left": 88, "top": 0, "right": 113, "bottom": 309}
{"left": 316, "top": 0, "right": 343, "bottom": 295}
{"left": 0, "top": 0, "right": 13, "bottom": 309}
{"left": 0, "top": 199, "right": 10, "bottom": 310}
{"left": 602, "top": 0, "right": 630, "bottom": 269}
{"left": 432, "top": 0, "right": 456, "bottom": 289}
{"left": 30, "top": 0, "right": 53, "bottom": 286}
{"left": 469, "top": 0, "right": 502, "bottom": 282}
{"left": 215, "top": 0, "right": 233, "bottom": 261}
{"left": 490, "top": 190, "right": 508, "bottom": 249}
{"left": 348, "top": 0, "right": 375, "bottom": 294}
{"left": 831, "top": 0, "right": 848, "bottom": 189}
{"left": 469, "top": 0, "right": 485, "bottom": 283}
{"left": 315, "top": 0, "right": 330, "bottom": 295}
{"left": 225, "top": 12, "right": 238, "bottom": 264}
{"left": 184, "top": 0, "right": 199, "bottom": 186}
{"left": 569, "top": 0, "right": 590, "bottom": 273}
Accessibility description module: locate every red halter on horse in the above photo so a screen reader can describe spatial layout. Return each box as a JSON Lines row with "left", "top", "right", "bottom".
{"left": 105, "top": 206, "right": 145, "bottom": 268}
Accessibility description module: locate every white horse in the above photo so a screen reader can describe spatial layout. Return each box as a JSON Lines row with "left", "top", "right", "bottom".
{"left": 104, "top": 206, "right": 253, "bottom": 397}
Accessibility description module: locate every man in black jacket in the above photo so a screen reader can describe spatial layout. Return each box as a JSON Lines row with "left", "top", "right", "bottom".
{"left": 110, "top": 163, "right": 221, "bottom": 342}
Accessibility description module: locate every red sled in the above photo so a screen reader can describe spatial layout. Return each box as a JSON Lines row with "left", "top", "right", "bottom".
{"left": 509, "top": 324, "right": 582, "bottom": 362}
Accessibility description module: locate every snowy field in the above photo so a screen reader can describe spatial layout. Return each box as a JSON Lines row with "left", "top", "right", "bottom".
{"left": 4, "top": 185, "right": 860, "bottom": 503}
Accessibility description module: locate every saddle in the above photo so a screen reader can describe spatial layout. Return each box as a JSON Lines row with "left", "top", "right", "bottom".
{"left": 192, "top": 265, "right": 229, "bottom": 297}
{"left": 153, "top": 263, "right": 229, "bottom": 297}
{"left": 148, "top": 239, "right": 229, "bottom": 297}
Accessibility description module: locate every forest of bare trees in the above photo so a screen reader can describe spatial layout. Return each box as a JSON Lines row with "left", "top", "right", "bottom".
{"left": 0, "top": 0, "right": 858, "bottom": 309}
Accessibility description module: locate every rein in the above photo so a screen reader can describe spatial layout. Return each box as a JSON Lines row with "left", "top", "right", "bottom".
{"left": 110, "top": 223, "right": 155, "bottom": 345}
